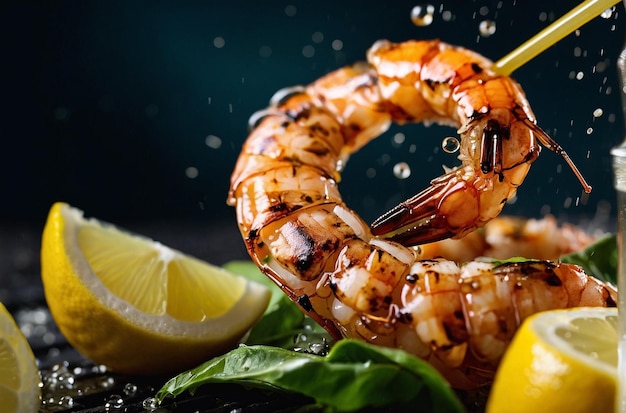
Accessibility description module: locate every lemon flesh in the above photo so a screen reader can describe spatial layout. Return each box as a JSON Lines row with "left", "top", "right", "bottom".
{"left": 0, "top": 302, "right": 41, "bottom": 413}
{"left": 486, "top": 307, "right": 617, "bottom": 413}
{"left": 41, "top": 202, "right": 271, "bottom": 375}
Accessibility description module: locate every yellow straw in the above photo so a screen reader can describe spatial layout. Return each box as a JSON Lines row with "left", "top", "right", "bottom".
{"left": 494, "top": 0, "right": 621, "bottom": 76}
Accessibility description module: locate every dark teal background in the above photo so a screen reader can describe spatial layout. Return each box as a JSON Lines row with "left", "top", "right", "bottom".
{"left": 3, "top": 0, "right": 625, "bottom": 232}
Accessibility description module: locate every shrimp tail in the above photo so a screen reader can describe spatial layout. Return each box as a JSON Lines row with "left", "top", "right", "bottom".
{"left": 370, "top": 173, "right": 474, "bottom": 245}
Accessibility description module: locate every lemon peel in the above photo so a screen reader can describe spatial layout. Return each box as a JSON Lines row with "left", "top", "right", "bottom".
{"left": 41, "top": 202, "right": 271, "bottom": 375}
{"left": 486, "top": 307, "right": 617, "bottom": 413}
{"left": 0, "top": 301, "right": 41, "bottom": 412}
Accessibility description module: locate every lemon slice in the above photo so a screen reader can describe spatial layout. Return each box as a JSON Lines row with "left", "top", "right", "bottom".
{"left": 41, "top": 202, "right": 271, "bottom": 375}
{"left": 486, "top": 307, "right": 618, "bottom": 413}
{"left": 0, "top": 301, "right": 41, "bottom": 412}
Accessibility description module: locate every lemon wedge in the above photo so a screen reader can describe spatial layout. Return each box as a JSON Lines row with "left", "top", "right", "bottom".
{"left": 486, "top": 307, "right": 617, "bottom": 413}
{"left": 41, "top": 202, "right": 271, "bottom": 375}
{"left": 0, "top": 301, "right": 41, "bottom": 412}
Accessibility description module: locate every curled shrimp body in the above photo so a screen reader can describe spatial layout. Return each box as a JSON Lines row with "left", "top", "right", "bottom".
{"left": 227, "top": 40, "right": 611, "bottom": 388}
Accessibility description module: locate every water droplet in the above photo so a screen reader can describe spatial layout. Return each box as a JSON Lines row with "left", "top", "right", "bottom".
{"left": 600, "top": 7, "right": 614, "bottom": 19}
{"left": 312, "top": 31, "right": 324, "bottom": 43}
{"left": 308, "top": 341, "right": 328, "bottom": 355}
{"left": 393, "top": 162, "right": 411, "bottom": 179}
{"left": 205, "top": 134, "right": 222, "bottom": 149}
{"left": 593, "top": 108, "right": 604, "bottom": 118}
{"left": 59, "top": 395, "right": 74, "bottom": 408}
{"left": 104, "top": 394, "right": 124, "bottom": 411}
{"left": 284, "top": 4, "right": 297, "bottom": 17}
{"left": 94, "top": 364, "right": 108, "bottom": 374}
{"left": 576, "top": 71, "right": 584, "bottom": 80}
{"left": 185, "top": 167, "right": 198, "bottom": 179}
{"left": 586, "top": 127, "right": 593, "bottom": 135}
{"left": 410, "top": 4, "right": 435, "bottom": 26}
{"left": 331, "top": 39, "right": 344, "bottom": 51}
{"left": 42, "top": 331, "right": 57, "bottom": 345}
{"left": 478, "top": 20, "right": 496, "bottom": 37}
{"left": 142, "top": 397, "right": 159, "bottom": 411}
{"left": 441, "top": 10, "right": 453, "bottom": 21}
{"left": 392, "top": 132, "right": 406, "bottom": 146}
{"left": 213, "top": 36, "right": 225, "bottom": 48}
{"left": 441, "top": 136, "right": 460, "bottom": 153}
{"left": 302, "top": 45, "right": 315, "bottom": 58}
{"left": 123, "top": 383, "right": 138, "bottom": 396}
{"left": 98, "top": 376, "right": 115, "bottom": 389}
{"left": 563, "top": 197, "right": 573, "bottom": 208}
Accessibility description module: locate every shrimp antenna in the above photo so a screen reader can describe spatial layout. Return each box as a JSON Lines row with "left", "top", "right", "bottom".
{"left": 528, "top": 122, "right": 593, "bottom": 193}
{"left": 491, "top": 0, "right": 616, "bottom": 193}
{"left": 493, "top": 0, "right": 621, "bottom": 76}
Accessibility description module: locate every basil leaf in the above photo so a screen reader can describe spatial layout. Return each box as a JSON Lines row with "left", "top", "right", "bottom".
{"left": 479, "top": 256, "right": 540, "bottom": 268}
{"left": 559, "top": 234, "right": 617, "bottom": 286}
{"left": 245, "top": 294, "right": 307, "bottom": 345}
{"left": 155, "top": 340, "right": 464, "bottom": 413}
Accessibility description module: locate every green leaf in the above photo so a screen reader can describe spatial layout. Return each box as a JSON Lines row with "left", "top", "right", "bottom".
{"left": 479, "top": 256, "right": 540, "bottom": 268}
{"left": 245, "top": 294, "right": 307, "bottom": 345}
{"left": 155, "top": 340, "right": 464, "bottom": 413}
{"left": 560, "top": 234, "right": 617, "bottom": 286}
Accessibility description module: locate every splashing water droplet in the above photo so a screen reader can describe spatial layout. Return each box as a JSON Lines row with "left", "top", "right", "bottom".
{"left": 123, "top": 383, "right": 138, "bottom": 396}
{"left": 185, "top": 166, "right": 199, "bottom": 179}
{"left": 331, "top": 39, "right": 343, "bottom": 51}
{"left": 104, "top": 394, "right": 124, "bottom": 411}
{"left": 411, "top": 4, "right": 435, "bottom": 26}
{"left": 142, "top": 397, "right": 159, "bottom": 411}
{"left": 392, "top": 132, "right": 406, "bottom": 147}
{"left": 593, "top": 108, "right": 604, "bottom": 118}
{"left": 442, "top": 136, "right": 460, "bottom": 153}
{"left": 393, "top": 162, "right": 411, "bottom": 179}
{"left": 478, "top": 20, "right": 496, "bottom": 37}
{"left": 600, "top": 7, "right": 614, "bottom": 19}
{"left": 213, "top": 36, "right": 225, "bottom": 49}
{"left": 302, "top": 45, "right": 315, "bottom": 58}
{"left": 284, "top": 4, "right": 297, "bottom": 17}
{"left": 312, "top": 31, "right": 324, "bottom": 43}
{"left": 205, "top": 134, "right": 222, "bottom": 149}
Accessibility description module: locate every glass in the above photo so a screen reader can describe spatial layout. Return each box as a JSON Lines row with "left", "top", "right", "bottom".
{"left": 612, "top": 10, "right": 626, "bottom": 410}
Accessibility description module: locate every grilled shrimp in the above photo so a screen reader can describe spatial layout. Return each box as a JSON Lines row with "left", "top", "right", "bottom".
{"left": 227, "top": 40, "right": 613, "bottom": 388}
{"left": 418, "top": 215, "right": 598, "bottom": 263}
